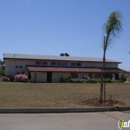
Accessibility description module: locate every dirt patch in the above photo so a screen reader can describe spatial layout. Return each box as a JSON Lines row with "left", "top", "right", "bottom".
{"left": 80, "top": 98, "right": 126, "bottom": 107}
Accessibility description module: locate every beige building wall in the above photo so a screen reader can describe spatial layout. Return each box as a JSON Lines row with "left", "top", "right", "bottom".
{"left": 52, "top": 72, "right": 70, "bottom": 82}
{"left": 31, "top": 72, "right": 47, "bottom": 82}
{"left": 5, "top": 59, "right": 35, "bottom": 77}
{"left": 4, "top": 59, "right": 119, "bottom": 79}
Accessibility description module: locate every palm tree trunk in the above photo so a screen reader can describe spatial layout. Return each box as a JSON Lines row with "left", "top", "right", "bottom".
{"left": 99, "top": 36, "right": 106, "bottom": 104}
{"left": 103, "top": 52, "right": 106, "bottom": 105}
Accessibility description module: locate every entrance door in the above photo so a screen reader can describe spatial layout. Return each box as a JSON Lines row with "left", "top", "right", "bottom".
{"left": 47, "top": 72, "right": 52, "bottom": 82}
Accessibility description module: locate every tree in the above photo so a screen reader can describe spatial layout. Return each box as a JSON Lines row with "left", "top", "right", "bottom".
{"left": 65, "top": 53, "right": 70, "bottom": 56}
{"left": 33, "top": 72, "right": 39, "bottom": 82}
{"left": 0, "top": 59, "right": 5, "bottom": 76}
{"left": 60, "top": 53, "right": 65, "bottom": 56}
{"left": 99, "top": 11, "right": 123, "bottom": 103}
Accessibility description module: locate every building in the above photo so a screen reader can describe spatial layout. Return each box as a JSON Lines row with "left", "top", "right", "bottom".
{"left": 3, "top": 53, "right": 127, "bottom": 82}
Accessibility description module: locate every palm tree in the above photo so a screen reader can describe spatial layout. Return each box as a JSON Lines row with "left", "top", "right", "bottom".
{"left": 99, "top": 11, "right": 123, "bottom": 103}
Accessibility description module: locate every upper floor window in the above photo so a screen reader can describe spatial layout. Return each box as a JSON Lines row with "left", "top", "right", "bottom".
{"left": 71, "top": 63, "right": 76, "bottom": 66}
{"left": 42, "top": 62, "right": 47, "bottom": 66}
{"left": 51, "top": 62, "right": 56, "bottom": 65}
{"left": 35, "top": 61, "right": 41, "bottom": 65}
{"left": 77, "top": 63, "right": 81, "bottom": 66}
{"left": 15, "top": 66, "right": 18, "bottom": 68}
{"left": 63, "top": 62, "right": 67, "bottom": 66}
{"left": 19, "top": 66, "right": 22, "bottom": 68}
{"left": 57, "top": 62, "right": 62, "bottom": 65}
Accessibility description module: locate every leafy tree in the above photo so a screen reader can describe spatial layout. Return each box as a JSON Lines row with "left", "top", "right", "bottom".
{"left": 33, "top": 72, "right": 38, "bottom": 82}
{"left": 99, "top": 11, "right": 123, "bottom": 103}
{"left": 0, "top": 59, "right": 5, "bottom": 76}
{"left": 60, "top": 53, "right": 64, "bottom": 56}
{"left": 65, "top": 53, "right": 69, "bottom": 56}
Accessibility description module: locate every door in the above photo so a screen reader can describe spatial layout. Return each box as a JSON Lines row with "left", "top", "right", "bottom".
{"left": 47, "top": 72, "right": 52, "bottom": 82}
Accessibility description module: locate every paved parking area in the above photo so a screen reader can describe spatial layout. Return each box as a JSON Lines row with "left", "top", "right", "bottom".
{"left": 0, "top": 111, "right": 129, "bottom": 130}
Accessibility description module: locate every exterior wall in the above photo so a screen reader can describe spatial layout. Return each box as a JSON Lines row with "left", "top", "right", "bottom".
{"left": 52, "top": 72, "right": 70, "bottom": 82}
{"left": 4, "top": 58, "right": 119, "bottom": 79}
{"left": 31, "top": 72, "right": 47, "bottom": 82}
{"left": 5, "top": 59, "right": 35, "bottom": 77}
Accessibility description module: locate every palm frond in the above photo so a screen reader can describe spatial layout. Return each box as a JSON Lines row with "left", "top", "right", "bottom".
{"left": 103, "top": 11, "right": 123, "bottom": 50}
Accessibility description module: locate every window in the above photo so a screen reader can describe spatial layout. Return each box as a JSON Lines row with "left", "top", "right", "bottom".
{"left": 57, "top": 62, "right": 62, "bottom": 65}
{"left": 19, "top": 66, "right": 22, "bottom": 68}
{"left": 71, "top": 73, "right": 78, "bottom": 78}
{"left": 77, "top": 63, "right": 81, "bottom": 66}
{"left": 63, "top": 62, "right": 67, "bottom": 66}
{"left": 35, "top": 61, "right": 41, "bottom": 65}
{"left": 51, "top": 62, "right": 56, "bottom": 65}
{"left": 42, "top": 62, "right": 47, "bottom": 65}
{"left": 94, "top": 73, "right": 101, "bottom": 79}
{"left": 15, "top": 66, "right": 18, "bottom": 68}
{"left": 71, "top": 63, "right": 76, "bottom": 66}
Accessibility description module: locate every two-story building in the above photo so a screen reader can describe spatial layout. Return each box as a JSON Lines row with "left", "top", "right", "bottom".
{"left": 3, "top": 53, "right": 126, "bottom": 82}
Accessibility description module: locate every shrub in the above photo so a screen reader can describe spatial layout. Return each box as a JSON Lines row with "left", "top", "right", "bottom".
{"left": 14, "top": 74, "right": 28, "bottom": 82}
{"left": 1, "top": 76, "right": 10, "bottom": 82}
{"left": 70, "top": 79, "right": 86, "bottom": 83}
{"left": 86, "top": 78, "right": 98, "bottom": 83}
{"left": 60, "top": 75, "right": 72, "bottom": 83}
{"left": 105, "top": 78, "right": 112, "bottom": 83}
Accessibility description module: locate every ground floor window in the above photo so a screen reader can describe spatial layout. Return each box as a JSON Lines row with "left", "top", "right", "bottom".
{"left": 94, "top": 73, "right": 101, "bottom": 79}
{"left": 71, "top": 73, "right": 78, "bottom": 78}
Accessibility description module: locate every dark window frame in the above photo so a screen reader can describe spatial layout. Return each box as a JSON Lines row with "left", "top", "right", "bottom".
{"left": 63, "top": 62, "right": 67, "bottom": 66}
{"left": 71, "top": 63, "right": 76, "bottom": 66}
{"left": 35, "top": 61, "right": 41, "bottom": 65}
{"left": 19, "top": 66, "right": 22, "bottom": 68}
{"left": 51, "top": 62, "right": 56, "bottom": 66}
{"left": 77, "top": 63, "right": 81, "bottom": 66}
{"left": 71, "top": 73, "right": 78, "bottom": 78}
{"left": 42, "top": 62, "right": 47, "bottom": 66}
{"left": 57, "top": 62, "right": 62, "bottom": 65}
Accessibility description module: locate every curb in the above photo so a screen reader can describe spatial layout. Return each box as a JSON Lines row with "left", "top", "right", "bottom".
{"left": 0, "top": 107, "right": 130, "bottom": 113}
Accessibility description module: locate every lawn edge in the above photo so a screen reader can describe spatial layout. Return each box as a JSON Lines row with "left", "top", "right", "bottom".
{"left": 0, "top": 106, "right": 130, "bottom": 113}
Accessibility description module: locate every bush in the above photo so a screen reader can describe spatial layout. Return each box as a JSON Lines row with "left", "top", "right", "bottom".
{"left": 105, "top": 78, "right": 112, "bottom": 83}
{"left": 86, "top": 78, "right": 98, "bottom": 83}
{"left": 14, "top": 74, "right": 28, "bottom": 82}
{"left": 0, "top": 68, "right": 5, "bottom": 76}
{"left": 1, "top": 76, "right": 10, "bottom": 82}
{"left": 70, "top": 79, "right": 86, "bottom": 83}
{"left": 60, "top": 75, "right": 72, "bottom": 83}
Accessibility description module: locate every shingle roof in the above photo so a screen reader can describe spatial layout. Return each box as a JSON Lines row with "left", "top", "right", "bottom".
{"left": 3, "top": 53, "right": 121, "bottom": 63}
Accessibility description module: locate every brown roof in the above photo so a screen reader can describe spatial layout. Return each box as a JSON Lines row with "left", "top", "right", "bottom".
{"left": 27, "top": 67, "right": 101, "bottom": 73}
{"left": 27, "top": 66, "right": 128, "bottom": 73}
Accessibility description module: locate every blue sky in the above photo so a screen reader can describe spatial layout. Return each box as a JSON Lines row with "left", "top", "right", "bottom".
{"left": 0, "top": 0, "right": 130, "bottom": 70}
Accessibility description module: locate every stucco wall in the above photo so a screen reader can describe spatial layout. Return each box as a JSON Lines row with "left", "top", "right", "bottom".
{"left": 52, "top": 72, "right": 70, "bottom": 82}
{"left": 5, "top": 59, "right": 35, "bottom": 77}
{"left": 31, "top": 72, "right": 47, "bottom": 82}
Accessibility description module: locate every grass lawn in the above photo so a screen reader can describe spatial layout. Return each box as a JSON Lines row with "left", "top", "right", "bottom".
{"left": 0, "top": 82, "right": 130, "bottom": 108}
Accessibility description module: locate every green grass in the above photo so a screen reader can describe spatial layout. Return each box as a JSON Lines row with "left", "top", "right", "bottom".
{"left": 0, "top": 82, "right": 130, "bottom": 108}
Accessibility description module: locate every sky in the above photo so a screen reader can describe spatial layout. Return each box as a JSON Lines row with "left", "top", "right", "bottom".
{"left": 0, "top": 0, "right": 130, "bottom": 70}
